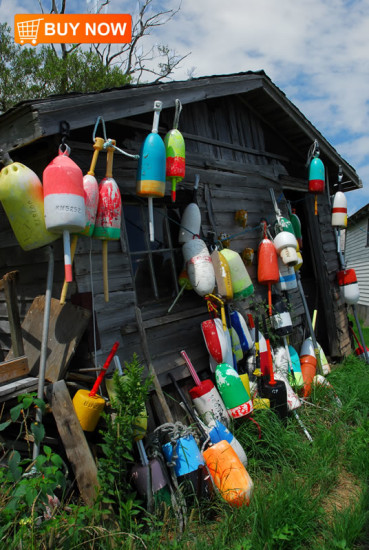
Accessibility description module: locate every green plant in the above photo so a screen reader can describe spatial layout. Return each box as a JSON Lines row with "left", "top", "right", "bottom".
{"left": 97, "top": 353, "right": 153, "bottom": 530}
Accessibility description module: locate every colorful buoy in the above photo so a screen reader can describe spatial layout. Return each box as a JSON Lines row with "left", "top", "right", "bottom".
{"left": 164, "top": 99, "right": 185, "bottom": 203}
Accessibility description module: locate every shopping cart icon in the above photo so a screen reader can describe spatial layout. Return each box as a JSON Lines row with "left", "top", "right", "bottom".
{"left": 17, "top": 18, "right": 43, "bottom": 45}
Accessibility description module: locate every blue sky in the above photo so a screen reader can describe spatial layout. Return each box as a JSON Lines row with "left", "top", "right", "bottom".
{"left": 3, "top": 0, "right": 369, "bottom": 215}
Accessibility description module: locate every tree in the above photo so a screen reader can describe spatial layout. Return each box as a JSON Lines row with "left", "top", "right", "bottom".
{"left": 40, "top": 0, "right": 189, "bottom": 83}
{"left": 0, "top": 1, "right": 188, "bottom": 112}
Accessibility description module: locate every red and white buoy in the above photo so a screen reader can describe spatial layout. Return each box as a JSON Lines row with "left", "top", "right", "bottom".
{"left": 331, "top": 191, "right": 347, "bottom": 228}
{"left": 43, "top": 145, "right": 86, "bottom": 282}
{"left": 337, "top": 268, "right": 360, "bottom": 305}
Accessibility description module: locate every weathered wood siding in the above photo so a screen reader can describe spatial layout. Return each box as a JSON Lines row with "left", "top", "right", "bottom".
{"left": 0, "top": 92, "right": 351, "bottom": 381}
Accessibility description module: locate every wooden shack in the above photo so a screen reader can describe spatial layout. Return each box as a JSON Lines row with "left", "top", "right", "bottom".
{"left": 0, "top": 71, "right": 361, "bottom": 405}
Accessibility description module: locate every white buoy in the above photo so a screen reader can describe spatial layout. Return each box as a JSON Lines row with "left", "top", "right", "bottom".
{"left": 182, "top": 238, "right": 215, "bottom": 296}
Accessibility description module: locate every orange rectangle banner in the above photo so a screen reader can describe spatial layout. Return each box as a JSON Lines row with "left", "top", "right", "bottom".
{"left": 14, "top": 14, "right": 132, "bottom": 45}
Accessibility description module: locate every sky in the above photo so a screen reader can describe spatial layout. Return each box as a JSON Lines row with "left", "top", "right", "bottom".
{"left": 3, "top": 0, "right": 369, "bottom": 215}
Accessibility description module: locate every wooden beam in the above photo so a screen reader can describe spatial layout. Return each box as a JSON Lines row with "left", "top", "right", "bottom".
{"left": 46, "top": 380, "right": 99, "bottom": 506}
{"left": 0, "top": 356, "right": 28, "bottom": 384}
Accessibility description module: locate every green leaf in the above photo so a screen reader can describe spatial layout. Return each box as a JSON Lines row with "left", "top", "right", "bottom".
{"left": 21, "top": 396, "right": 33, "bottom": 410}
{"left": 31, "top": 422, "right": 45, "bottom": 445}
{"left": 0, "top": 420, "right": 11, "bottom": 431}
{"left": 10, "top": 403, "right": 23, "bottom": 422}
{"left": 8, "top": 451, "right": 22, "bottom": 482}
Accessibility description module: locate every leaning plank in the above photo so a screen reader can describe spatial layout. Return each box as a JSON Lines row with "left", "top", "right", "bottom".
{"left": 0, "top": 356, "right": 29, "bottom": 384}
{"left": 2, "top": 271, "right": 24, "bottom": 357}
{"left": 46, "top": 380, "right": 99, "bottom": 506}
{"left": 6, "top": 296, "right": 91, "bottom": 382}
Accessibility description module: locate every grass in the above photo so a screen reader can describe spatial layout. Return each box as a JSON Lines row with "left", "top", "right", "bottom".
{"left": 1, "top": 355, "right": 369, "bottom": 549}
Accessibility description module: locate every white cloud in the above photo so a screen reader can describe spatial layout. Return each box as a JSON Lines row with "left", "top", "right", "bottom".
{"left": 4, "top": 0, "right": 369, "bottom": 211}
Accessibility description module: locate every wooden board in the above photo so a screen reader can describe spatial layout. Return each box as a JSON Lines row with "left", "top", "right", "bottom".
{"left": 0, "top": 356, "right": 28, "bottom": 384}
{"left": 46, "top": 380, "right": 99, "bottom": 506}
{"left": 6, "top": 296, "right": 91, "bottom": 382}
{"left": 0, "top": 377, "right": 38, "bottom": 401}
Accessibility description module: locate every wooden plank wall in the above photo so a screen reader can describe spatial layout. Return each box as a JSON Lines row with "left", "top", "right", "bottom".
{"left": 0, "top": 93, "right": 350, "bottom": 381}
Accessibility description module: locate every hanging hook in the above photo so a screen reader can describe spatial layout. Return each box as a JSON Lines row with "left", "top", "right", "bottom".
{"left": 59, "top": 120, "right": 70, "bottom": 153}
{"left": 93, "top": 116, "right": 107, "bottom": 142}
{"left": 173, "top": 99, "right": 182, "bottom": 130}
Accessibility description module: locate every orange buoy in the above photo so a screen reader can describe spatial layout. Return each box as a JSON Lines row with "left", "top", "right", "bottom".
{"left": 258, "top": 223, "right": 279, "bottom": 315}
{"left": 203, "top": 440, "right": 254, "bottom": 507}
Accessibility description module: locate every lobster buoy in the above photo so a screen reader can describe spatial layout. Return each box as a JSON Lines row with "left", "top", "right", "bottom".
{"left": 331, "top": 191, "right": 347, "bottom": 228}
{"left": 182, "top": 238, "right": 215, "bottom": 297}
{"left": 300, "top": 354, "right": 317, "bottom": 397}
{"left": 43, "top": 146, "right": 86, "bottom": 282}
{"left": 179, "top": 175, "right": 201, "bottom": 243}
{"left": 219, "top": 248, "right": 254, "bottom": 300}
{"left": 290, "top": 209, "right": 303, "bottom": 249}
{"left": 162, "top": 434, "right": 204, "bottom": 477}
{"left": 258, "top": 235, "right": 279, "bottom": 315}
{"left": 215, "top": 363, "right": 253, "bottom": 419}
{"left": 211, "top": 248, "right": 233, "bottom": 302}
{"left": 203, "top": 440, "right": 254, "bottom": 507}
{"left": 276, "top": 257, "right": 297, "bottom": 291}
{"left": 201, "top": 317, "right": 233, "bottom": 367}
{"left": 300, "top": 337, "right": 330, "bottom": 376}
{"left": 230, "top": 326, "right": 243, "bottom": 363}
{"left": 164, "top": 99, "right": 185, "bottom": 203}
{"left": 230, "top": 310, "right": 253, "bottom": 353}
{"left": 273, "top": 231, "right": 298, "bottom": 267}
{"left": 189, "top": 379, "right": 230, "bottom": 428}
{"left": 308, "top": 148, "right": 325, "bottom": 216}
{"left": 271, "top": 294, "right": 293, "bottom": 336}
{"left": 337, "top": 268, "right": 360, "bottom": 305}
{"left": 294, "top": 249, "right": 303, "bottom": 272}
{"left": 131, "top": 455, "right": 171, "bottom": 505}
{"left": 288, "top": 344, "right": 304, "bottom": 386}
{"left": 0, "top": 154, "right": 58, "bottom": 250}
{"left": 273, "top": 347, "right": 302, "bottom": 411}
{"left": 80, "top": 137, "right": 104, "bottom": 237}
{"left": 207, "top": 420, "right": 248, "bottom": 467}
{"left": 247, "top": 314, "right": 269, "bottom": 376}
{"left": 136, "top": 100, "right": 166, "bottom": 242}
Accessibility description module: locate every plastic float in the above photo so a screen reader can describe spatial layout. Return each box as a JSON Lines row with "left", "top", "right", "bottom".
{"left": 276, "top": 256, "right": 297, "bottom": 292}
{"left": 215, "top": 362, "right": 253, "bottom": 419}
{"left": 337, "top": 268, "right": 360, "bottom": 305}
{"left": 178, "top": 175, "right": 201, "bottom": 243}
{"left": 308, "top": 140, "right": 325, "bottom": 216}
{"left": 93, "top": 140, "right": 122, "bottom": 302}
{"left": 72, "top": 342, "right": 119, "bottom": 431}
{"left": 219, "top": 248, "right": 254, "bottom": 300}
{"left": 257, "top": 222, "right": 279, "bottom": 315}
{"left": 182, "top": 237, "right": 215, "bottom": 297}
{"left": 136, "top": 100, "right": 166, "bottom": 242}
{"left": 230, "top": 310, "right": 253, "bottom": 353}
{"left": 289, "top": 208, "right": 303, "bottom": 249}
{"left": 43, "top": 144, "right": 86, "bottom": 282}
{"left": 164, "top": 99, "right": 185, "bottom": 202}
{"left": 181, "top": 349, "right": 230, "bottom": 427}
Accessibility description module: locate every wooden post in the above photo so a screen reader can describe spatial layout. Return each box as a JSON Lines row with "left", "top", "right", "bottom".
{"left": 46, "top": 380, "right": 99, "bottom": 506}
{"left": 2, "top": 271, "right": 24, "bottom": 357}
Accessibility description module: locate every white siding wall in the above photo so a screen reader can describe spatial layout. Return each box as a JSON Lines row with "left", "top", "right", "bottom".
{"left": 345, "top": 218, "right": 369, "bottom": 306}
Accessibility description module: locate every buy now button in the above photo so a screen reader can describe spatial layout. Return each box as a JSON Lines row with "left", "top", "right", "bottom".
{"left": 14, "top": 14, "right": 132, "bottom": 45}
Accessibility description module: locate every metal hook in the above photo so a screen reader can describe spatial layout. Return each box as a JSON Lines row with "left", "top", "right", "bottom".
{"left": 93, "top": 116, "right": 107, "bottom": 142}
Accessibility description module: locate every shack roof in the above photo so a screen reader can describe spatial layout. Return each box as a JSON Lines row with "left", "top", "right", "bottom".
{"left": 0, "top": 70, "right": 361, "bottom": 192}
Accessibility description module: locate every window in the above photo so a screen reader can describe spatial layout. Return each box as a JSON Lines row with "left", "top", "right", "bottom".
{"left": 123, "top": 201, "right": 182, "bottom": 305}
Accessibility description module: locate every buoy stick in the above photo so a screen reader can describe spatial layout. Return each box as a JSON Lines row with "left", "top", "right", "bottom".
{"left": 103, "top": 240, "right": 109, "bottom": 302}
{"left": 268, "top": 283, "right": 272, "bottom": 316}
{"left": 63, "top": 230, "right": 73, "bottom": 283}
{"left": 283, "top": 335, "right": 295, "bottom": 380}
{"left": 137, "top": 439, "right": 149, "bottom": 467}
{"left": 168, "top": 284, "right": 186, "bottom": 313}
{"left": 262, "top": 315, "right": 276, "bottom": 385}
{"left": 180, "top": 350, "right": 201, "bottom": 386}
{"left": 113, "top": 354, "right": 124, "bottom": 376}
{"left": 60, "top": 234, "right": 78, "bottom": 304}
{"left": 88, "top": 137, "right": 105, "bottom": 176}
{"left": 314, "top": 195, "right": 318, "bottom": 216}
{"left": 293, "top": 410, "right": 313, "bottom": 442}
{"left": 296, "top": 271, "right": 323, "bottom": 374}
{"left": 33, "top": 245, "right": 54, "bottom": 460}
{"left": 148, "top": 196, "right": 154, "bottom": 242}
{"left": 89, "top": 341, "right": 119, "bottom": 397}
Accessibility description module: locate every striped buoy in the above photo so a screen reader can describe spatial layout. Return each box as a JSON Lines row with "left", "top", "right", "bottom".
{"left": 215, "top": 363, "right": 253, "bottom": 418}
{"left": 276, "top": 257, "right": 297, "bottom": 291}
{"left": 230, "top": 310, "right": 253, "bottom": 353}
{"left": 331, "top": 191, "right": 347, "bottom": 228}
{"left": 337, "top": 268, "right": 360, "bottom": 305}
{"left": 182, "top": 238, "right": 215, "bottom": 296}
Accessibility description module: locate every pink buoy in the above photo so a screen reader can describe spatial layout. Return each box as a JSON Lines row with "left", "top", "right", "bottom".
{"left": 43, "top": 146, "right": 86, "bottom": 282}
